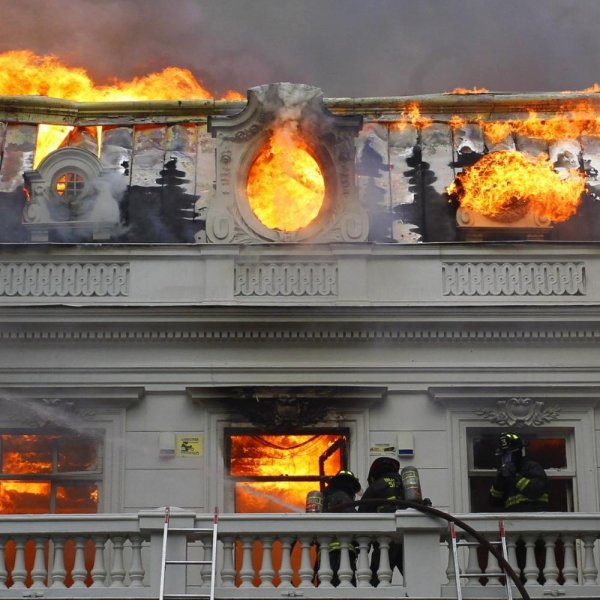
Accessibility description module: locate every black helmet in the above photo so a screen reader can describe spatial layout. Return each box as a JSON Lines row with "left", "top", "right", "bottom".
{"left": 328, "top": 469, "right": 361, "bottom": 494}
{"left": 495, "top": 432, "right": 524, "bottom": 456}
{"left": 367, "top": 456, "right": 400, "bottom": 483}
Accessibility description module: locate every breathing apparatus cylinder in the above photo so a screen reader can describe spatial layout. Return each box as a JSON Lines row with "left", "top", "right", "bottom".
{"left": 305, "top": 490, "right": 324, "bottom": 513}
{"left": 400, "top": 466, "right": 423, "bottom": 502}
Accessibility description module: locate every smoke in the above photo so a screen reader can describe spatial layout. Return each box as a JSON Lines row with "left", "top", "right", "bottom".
{"left": 0, "top": 0, "right": 599, "bottom": 97}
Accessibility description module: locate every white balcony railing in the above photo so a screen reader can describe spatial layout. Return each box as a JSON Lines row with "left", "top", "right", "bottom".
{"left": 0, "top": 510, "right": 599, "bottom": 599}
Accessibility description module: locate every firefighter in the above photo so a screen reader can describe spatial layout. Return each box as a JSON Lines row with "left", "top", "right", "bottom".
{"left": 489, "top": 432, "right": 549, "bottom": 511}
{"left": 320, "top": 469, "right": 361, "bottom": 586}
{"left": 357, "top": 456, "right": 405, "bottom": 585}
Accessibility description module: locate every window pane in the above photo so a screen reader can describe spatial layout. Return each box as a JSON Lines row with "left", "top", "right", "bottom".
{"left": 470, "top": 475, "right": 572, "bottom": 512}
{"left": 58, "top": 436, "right": 98, "bottom": 472}
{"left": 56, "top": 483, "right": 99, "bottom": 513}
{"left": 229, "top": 434, "right": 343, "bottom": 477}
{"left": 473, "top": 436, "right": 498, "bottom": 469}
{"left": 473, "top": 435, "right": 567, "bottom": 470}
{"left": 0, "top": 480, "right": 51, "bottom": 513}
{"left": 2, "top": 434, "right": 54, "bottom": 474}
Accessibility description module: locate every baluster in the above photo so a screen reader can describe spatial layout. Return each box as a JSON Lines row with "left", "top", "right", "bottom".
{"left": 91, "top": 535, "right": 107, "bottom": 587}
{"left": 355, "top": 536, "right": 372, "bottom": 588}
{"left": 465, "top": 540, "right": 480, "bottom": 586}
{"left": 31, "top": 536, "right": 47, "bottom": 588}
{"left": 316, "top": 536, "right": 333, "bottom": 588}
{"left": 297, "top": 535, "right": 314, "bottom": 588}
{"left": 543, "top": 535, "right": 559, "bottom": 586}
{"left": 523, "top": 535, "right": 540, "bottom": 586}
{"left": 336, "top": 536, "right": 354, "bottom": 588}
{"left": 278, "top": 536, "right": 294, "bottom": 589}
{"left": 11, "top": 536, "right": 27, "bottom": 590}
{"left": 0, "top": 537, "right": 7, "bottom": 589}
{"left": 109, "top": 536, "right": 126, "bottom": 588}
{"left": 561, "top": 536, "right": 578, "bottom": 585}
{"left": 376, "top": 536, "right": 393, "bottom": 587}
{"left": 486, "top": 543, "right": 502, "bottom": 586}
{"left": 445, "top": 537, "right": 457, "bottom": 586}
{"left": 71, "top": 536, "right": 88, "bottom": 588}
{"left": 50, "top": 537, "right": 67, "bottom": 588}
{"left": 582, "top": 535, "right": 598, "bottom": 585}
{"left": 506, "top": 535, "right": 519, "bottom": 578}
{"left": 220, "top": 536, "right": 235, "bottom": 588}
{"left": 238, "top": 536, "right": 254, "bottom": 588}
{"left": 199, "top": 534, "right": 213, "bottom": 588}
{"left": 259, "top": 536, "right": 275, "bottom": 588}
{"left": 128, "top": 534, "right": 145, "bottom": 588}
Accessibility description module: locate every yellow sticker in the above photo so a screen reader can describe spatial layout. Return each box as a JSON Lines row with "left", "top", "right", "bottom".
{"left": 176, "top": 435, "right": 203, "bottom": 457}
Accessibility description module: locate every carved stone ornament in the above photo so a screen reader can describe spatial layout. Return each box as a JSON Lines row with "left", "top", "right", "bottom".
{"left": 477, "top": 397, "right": 561, "bottom": 427}
{"left": 206, "top": 83, "right": 367, "bottom": 244}
{"left": 0, "top": 396, "right": 96, "bottom": 429}
{"left": 229, "top": 387, "right": 330, "bottom": 428}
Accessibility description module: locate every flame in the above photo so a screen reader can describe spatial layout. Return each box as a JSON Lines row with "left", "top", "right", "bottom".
{"left": 246, "top": 124, "right": 325, "bottom": 232}
{"left": 0, "top": 50, "right": 243, "bottom": 166}
{"left": 391, "top": 103, "right": 433, "bottom": 130}
{"left": 448, "top": 150, "right": 585, "bottom": 223}
{"left": 230, "top": 434, "right": 343, "bottom": 513}
{"left": 448, "top": 87, "right": 490, "bottom": 94}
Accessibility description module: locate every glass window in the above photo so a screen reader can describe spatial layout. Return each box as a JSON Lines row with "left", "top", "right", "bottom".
{"left": 468, "top": 429, "right": 574, "bottom": 512}
{"left": 0, "top": 432, "right": 101, "bottom": 515}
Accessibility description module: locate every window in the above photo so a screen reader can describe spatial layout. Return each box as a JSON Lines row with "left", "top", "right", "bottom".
{"left": 54, "top": 171, "right": 86, "bottom": 199}
{"left": 226, "top": 429, "right": 349, "bottom": 513}
{"left": 0, "top": 431, "right": 101, "bottom": 515}
{"left": 468, "top": 429, "right": 575, "bottom": 512}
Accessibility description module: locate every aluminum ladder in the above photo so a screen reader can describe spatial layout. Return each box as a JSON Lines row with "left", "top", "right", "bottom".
{"left": 450, "top": 520, "right": 513, "bottom": 600}
{"left": 159, "top": 506, "right": 219, "bottom": 600}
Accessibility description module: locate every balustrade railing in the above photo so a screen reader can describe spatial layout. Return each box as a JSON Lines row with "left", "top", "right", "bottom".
{"left": 0, "top": 510, "right": 599, "bottom": 598}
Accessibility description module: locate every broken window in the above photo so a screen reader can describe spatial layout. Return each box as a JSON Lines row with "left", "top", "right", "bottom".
{"left": 226, "top": 429, "right": 348, "bottom": 513}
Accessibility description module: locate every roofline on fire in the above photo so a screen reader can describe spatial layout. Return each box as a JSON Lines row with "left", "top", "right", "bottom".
{"left": 0, "top": 91, "right": 598, "bottom": 126}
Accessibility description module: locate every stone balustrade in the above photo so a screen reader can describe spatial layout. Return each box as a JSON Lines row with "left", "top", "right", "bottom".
{"left": 0, "top": 510, "right": 599, "bottom": 598}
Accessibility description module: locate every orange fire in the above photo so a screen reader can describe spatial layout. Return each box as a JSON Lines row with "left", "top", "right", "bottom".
{"left": 246, "top": 124, "right": 325, "bottom": 232}
{"left": 391, "top": 103, "right": 433, "bottom": 130}
{"left": 0, "top": 50, "right": 244, "bottom": 165}
{"left": 448, "top": 87, "right": 490, "bottom": 94}
{"left": 448, "top": 150, "right": 585, "bottom": 223}
{"left": 230, "top": 434, "right": 343, "bottom": 513}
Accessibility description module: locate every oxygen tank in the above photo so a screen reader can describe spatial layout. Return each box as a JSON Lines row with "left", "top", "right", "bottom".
{"left": 305, "top": 490, "right": 323, "bottom": 512}
{"left": 400, "top": 466, "right": 423, "bottom": 502}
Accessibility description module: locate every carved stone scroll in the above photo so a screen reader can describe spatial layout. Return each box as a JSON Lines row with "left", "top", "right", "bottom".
{"left": 0, "top": 262, "right": 129, "bottom": 297}
{"left": 234, "top": 261, "right": 338, "bottom": 297}
{"left": 442, "top": 262, "right": 585, "bottom": 296}
{"left": 477, "top": 398, "right": 561, "bottom": 427}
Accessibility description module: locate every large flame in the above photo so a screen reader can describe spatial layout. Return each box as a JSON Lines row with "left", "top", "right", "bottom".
{"left": 246, "top": 125, "right": 325, "bottom": 232}
{"left": 0, "top": 50, "right": 243, "bottom": 166}
{"left": 0, "top": 434, "right": 98, "bottom": 514}
{"left": 448, "top": 150, "right": 585, "bottom": 223}
{"left": 391, "top": 103, "right": 433, "bottom": 130}
{"left": 230, "top": 434, "right": 343, "bottom": 513}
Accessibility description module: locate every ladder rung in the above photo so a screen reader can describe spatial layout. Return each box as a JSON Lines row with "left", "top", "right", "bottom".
{"left": 455, "top": 540, "right": 501, "bottom": 547}
{"left": 163, "top": 595, "right": 211, "bottom": 599}
{"left": 167, "top": 528, "right": 214, "bottom": 533}
{"left": 165, "top": 560, "right": 213, "bottom": 565}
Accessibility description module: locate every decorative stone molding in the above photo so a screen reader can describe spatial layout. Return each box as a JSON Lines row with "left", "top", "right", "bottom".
{"left": 234, "top": 262, "right": 338, "bottom": 296}
{"left": 0, "top": 262, "right": 129, "bottom": 297}
{"left": 476, "top": 398, "right": 561, "bottom": 427}
{"left": 442, "top": 262, "right": 585, "bottom": 296}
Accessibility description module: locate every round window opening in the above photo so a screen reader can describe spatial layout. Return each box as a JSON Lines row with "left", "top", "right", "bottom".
{"left": 246, "top": 128, "right": 325, "bottom": 232}
{"left": 54, "top": 172, "right": 85, "bottom": 199}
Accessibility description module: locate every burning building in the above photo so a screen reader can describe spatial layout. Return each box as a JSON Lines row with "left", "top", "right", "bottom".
{"left": 1, "top": 78, "right": 600, "bottom": 598}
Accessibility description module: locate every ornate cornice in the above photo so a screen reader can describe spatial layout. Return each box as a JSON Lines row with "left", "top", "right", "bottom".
{"left": 476, "top": 398, "right": 561, "bottom": 427}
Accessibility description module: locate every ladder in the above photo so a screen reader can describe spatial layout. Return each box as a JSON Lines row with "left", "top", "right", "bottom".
{"left": 450, "top": 520, "right": 513, "bottom": 600}
{"left": 159, "top": 507, "right": 219, "bottom": 600}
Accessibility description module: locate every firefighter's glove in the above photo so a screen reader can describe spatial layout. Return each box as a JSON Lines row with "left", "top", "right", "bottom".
{"left": 421, "top": 497, "right": 433, "bottom": 507}
{"left": 501, "top": 462, "right": 516, "bottom": 478}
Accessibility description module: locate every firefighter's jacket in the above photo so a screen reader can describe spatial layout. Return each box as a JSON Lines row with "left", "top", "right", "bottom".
{"left": 358, "top": 473, "right": 406, "bottom": 513}
{"left": 322, "top": 489, "right": 357, "bottom": 554}
{"left": 489, "top": 458, "right": 549, "bottom": 511}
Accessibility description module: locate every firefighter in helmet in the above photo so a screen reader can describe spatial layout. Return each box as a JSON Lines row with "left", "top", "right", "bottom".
{"left": 357, "top": 457, "right": 405, "bottom": 585}
{"left": 489, "top": 432, "right": 549, "bottom": 511}
{"left": 320, "top": 469, "right": 361, "bottom": 586}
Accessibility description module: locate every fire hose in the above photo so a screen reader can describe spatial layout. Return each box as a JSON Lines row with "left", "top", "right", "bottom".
{"left": 325, "top": 499, "right": 531, "bottom": 600}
